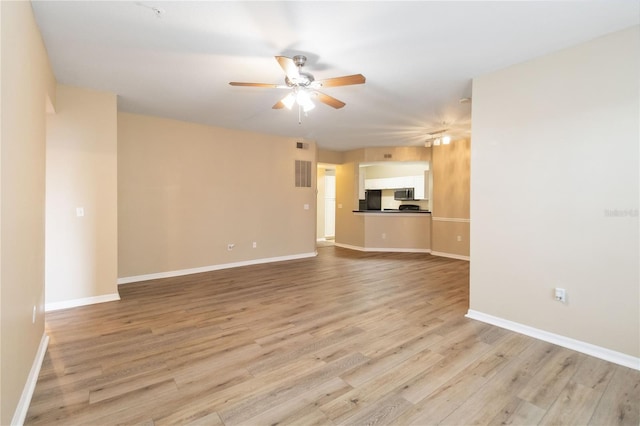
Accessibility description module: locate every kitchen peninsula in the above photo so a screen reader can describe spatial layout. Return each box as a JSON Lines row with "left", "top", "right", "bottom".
{"left": 350, "top": 209, "right": 431, "bottom": 252}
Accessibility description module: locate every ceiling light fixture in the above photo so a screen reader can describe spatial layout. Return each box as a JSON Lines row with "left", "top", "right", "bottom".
{"left": 281, "top": 87, "right": 316, "bottom": 124}
{"left": 425, "top": 135, "right": 452, "bottom": 147}
{"left": 296, "top": 89, "right": 316, "bottom": 112}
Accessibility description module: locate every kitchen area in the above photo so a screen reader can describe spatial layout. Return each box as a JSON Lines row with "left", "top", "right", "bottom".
{"left": 350, "top": 161, "right": 432, "bottom": 252}
{"left": 357, "top": 161, "right": 431, "bottom": 213}
{"left": 326, "top": 142, "right": 469, "bottom": 259}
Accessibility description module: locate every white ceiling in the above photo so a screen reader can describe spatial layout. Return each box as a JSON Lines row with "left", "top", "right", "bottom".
{"left": 32, "top": 1, "right": 639, "bottom": 151}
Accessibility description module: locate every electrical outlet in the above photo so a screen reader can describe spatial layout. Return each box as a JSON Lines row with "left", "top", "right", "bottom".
{"left": 382, "top": 233, "right": 386, "bottom": 240}
{"left": 252, "top": 242, "right": 257, "bottom": 248}
{"left": 554, "top": 288, "right": 567, "bottom": 303}
{"left": 227, "top": 243, "right": 235, "bottom": 251}
{"left": 456, "top": 235, "right": 462, "bottom": 242}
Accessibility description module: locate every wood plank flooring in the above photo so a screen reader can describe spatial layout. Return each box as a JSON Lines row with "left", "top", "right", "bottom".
{"left": 26, "top": 247, "right": 639, "bottom": 425}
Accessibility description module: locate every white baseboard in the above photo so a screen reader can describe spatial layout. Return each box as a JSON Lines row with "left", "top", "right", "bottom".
{"left": 334, "top": 243, "right": 364, "bottom": 251}
{"left": 466, "top": 309, "right": 640, "bottom": 371}
{"left": 431, "top": 251, "right": 470, "bottom": 261}
{"left": 431, "top": 217, "right": 471, "bottom": 223}
{"left": 334, "top": 243, "right": 430, "bottom": 253}
{"left": 118, "top": 252, "right": 318, "bottom": 285}
{"left": 12, "top": 333, "right": 49, "bottom": 426}
{"left": 45, "top": 293, "right": 120, "bottom": 312}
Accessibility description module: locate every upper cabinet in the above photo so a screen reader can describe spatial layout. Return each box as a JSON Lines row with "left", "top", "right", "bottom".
{"left": 364, "top": 176, "right": 414, "bottom": 190}
{"left": 414, "top": 175, "right": 426, "bottom": 200}
{"left": 416, "top": 170, "right": 432, "bottom": 200}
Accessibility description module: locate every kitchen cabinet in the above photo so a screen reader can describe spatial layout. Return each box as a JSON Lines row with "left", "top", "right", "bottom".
{"left": 414, "top": 172, "right": 430, "bottom": 200}
{"left": 365, "top": 176, "right": 414, "bottom": 190}
{"left": 413, "top": 175, "right": 425, "bottom": 200}
{"left": 364, "top": 178, "right": 381, "bottom": 190}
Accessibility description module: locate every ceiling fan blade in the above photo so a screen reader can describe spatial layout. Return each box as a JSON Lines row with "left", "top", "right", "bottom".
{"left": 316, "top": 74, "right": 366, "bottom": 88}
{"left": 272, "top": 92, "right": 294, "bottom": 109}
{"left": 229, "top": 82, "right": 280, "bottom": 88}
{"left": 275, "top": 56, "right": 300, "bottom": 80}
{"left": 315, "top": 91, "right": 346, "bottom": 109}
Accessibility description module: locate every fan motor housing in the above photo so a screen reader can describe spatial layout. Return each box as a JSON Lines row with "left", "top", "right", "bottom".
{"left": 285, "top": 72, "right": 314, "bottom": 87}
{"left": 293, "top": 55, "right": 307, "bottom": 67}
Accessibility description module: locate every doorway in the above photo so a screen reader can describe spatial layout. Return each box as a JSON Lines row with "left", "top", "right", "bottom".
{"left": 317, "top": 165, "right": 336, "bottom": 245}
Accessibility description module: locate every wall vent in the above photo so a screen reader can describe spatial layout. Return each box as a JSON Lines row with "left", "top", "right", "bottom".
{"left": 295, "top": 160, "right": 312, "bottom": 188}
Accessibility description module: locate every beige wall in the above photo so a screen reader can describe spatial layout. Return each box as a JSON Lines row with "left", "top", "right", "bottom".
{"left": 363, "top": 214, "right": 431, "bottom": 250}
{"left": 118, "top": 112, "right": 316, "bottom": 279}
{"left": 432, "top": 139, "right": 470, "bottom": 218}
{"left": 470, "top": 27, "right": 639, "bottom": 357}
{"left": 318, "top": 149, "right": 344, "bottom": 165}
{"left": 335, "top": 162, "right": 364, "bottom": 247}
{"left": 431, "top": 138, "right": 470, "bottom": 258}
{"left": 45, "top": 85, "right": 118, "bottom": 305}
{"left": 0, "top": 2, "right": 56, "bottom": 423}
{"left": 431, "top": 220, "right": 470, "bottom": 257}
{"left": 363, "top": 146, "right": 430, "bottom": 162}
{"left": 316, "top": 167, "right": 326, "bottom": 239}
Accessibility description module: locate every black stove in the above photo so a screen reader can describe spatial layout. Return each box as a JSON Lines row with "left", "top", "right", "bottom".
{"left": 399, "top": 204, "right": 420, "bottom": 211}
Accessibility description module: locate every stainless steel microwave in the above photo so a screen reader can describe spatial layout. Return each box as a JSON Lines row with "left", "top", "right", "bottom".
{"left": 394, "top": 188, "right": 414, "bottom": 200}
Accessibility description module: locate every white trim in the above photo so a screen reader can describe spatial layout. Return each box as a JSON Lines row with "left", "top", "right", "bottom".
{"left": 12, "top": 333, "right": 49, "bottom": 426}
{"left": 466, "top": 309, "right": 640, "bottom": 371}
{"left": 118, "top": 252, "right": 318, "bottom": 285}
{"left": 430, "top": 251, "right": 470, "bottom": 261}
{"left": 334, "top": 243, "right": 366, "bottom": 251}
{"left": 334, "top": 243, "right": 430, "bottom": 253}
{"left": 431, "top": 217, "right": 470, "bottom": 223}
{"left": 45, "top": 293, "right": 120, "bottom": 312}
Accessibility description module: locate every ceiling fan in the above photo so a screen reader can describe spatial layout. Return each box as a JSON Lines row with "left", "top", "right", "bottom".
{"left": 229, "top": 55, "right": 365, "bottom": 115}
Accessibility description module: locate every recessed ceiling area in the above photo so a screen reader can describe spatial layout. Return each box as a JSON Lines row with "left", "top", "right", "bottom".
{"left": 31, "top": 1, "right": 639, "bottom": 151}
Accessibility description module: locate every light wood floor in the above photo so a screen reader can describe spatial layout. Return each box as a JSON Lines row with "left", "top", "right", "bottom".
{"left": 26, "top": 247, "right": 639, "bottom": 425}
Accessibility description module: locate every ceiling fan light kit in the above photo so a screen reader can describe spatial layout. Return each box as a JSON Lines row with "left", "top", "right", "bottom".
{"left": 229, "top": 54, "right": 365, "bottom": 123}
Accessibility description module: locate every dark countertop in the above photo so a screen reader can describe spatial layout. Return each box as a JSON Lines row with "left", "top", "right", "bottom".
{"left": 353, "top": 209, "right": 431, "bottom": 214}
